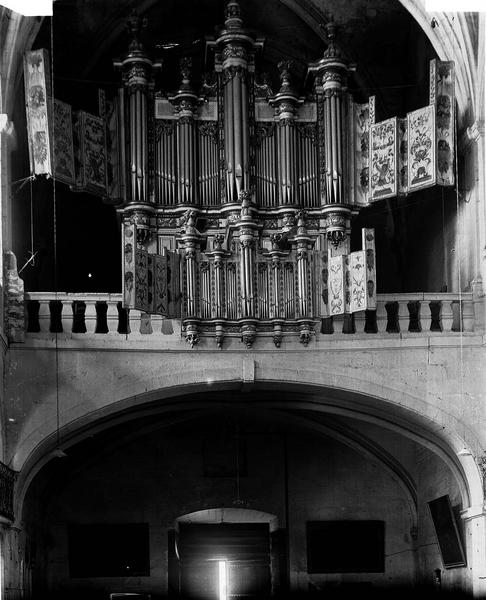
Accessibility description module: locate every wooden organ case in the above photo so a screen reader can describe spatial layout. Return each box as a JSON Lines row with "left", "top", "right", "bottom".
{"left": 117, "top": 1, "right": 378, "bottom": 348}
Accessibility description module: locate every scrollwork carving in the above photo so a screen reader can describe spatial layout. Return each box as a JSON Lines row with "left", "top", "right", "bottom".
{"left": 240, "top": 323, "right": 256, "bottom": 348}
{"left": 327, "top": 229, "right": 347, "bottom": 248}
{"left": 223, "top": 65, "right": 247, "bottom": 84}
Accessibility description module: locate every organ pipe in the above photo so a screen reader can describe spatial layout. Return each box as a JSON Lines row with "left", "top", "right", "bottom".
{"left": 211, "top": 0, "right": 263, "bottom": 203}
{"left": 114, "top": 12, "right": 161, "bottom": 205}
{"left": 270, "top": 61, "right": 303, "bottom": 206}
{"left": 308, "top": 20, "right": 353, "bottom": 254}
{"left": 169, "top": 58, "right": 199, "bottom": 205}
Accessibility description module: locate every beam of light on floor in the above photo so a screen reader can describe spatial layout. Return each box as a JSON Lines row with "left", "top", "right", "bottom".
{"left": 218, "top": 560, "right": 227, "bottom": 600}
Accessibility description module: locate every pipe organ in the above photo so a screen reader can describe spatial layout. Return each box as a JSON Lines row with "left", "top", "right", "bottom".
{"left": 27, "top": 0, "right": 451, "bottom": 348}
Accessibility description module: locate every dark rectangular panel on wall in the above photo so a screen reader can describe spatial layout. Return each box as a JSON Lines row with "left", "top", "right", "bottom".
{"left": 428, "top": 495, "right": 466, "bottom": 568}
{"left": 68, "top": 523, "right": 150, "bottom": 577}
{"left": 306, "top": 521, "right": 385, "bottom": 573}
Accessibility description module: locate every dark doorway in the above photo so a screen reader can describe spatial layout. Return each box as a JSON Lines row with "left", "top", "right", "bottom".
{"left": 175, "top": 523, "right": 272, "bottom": 600}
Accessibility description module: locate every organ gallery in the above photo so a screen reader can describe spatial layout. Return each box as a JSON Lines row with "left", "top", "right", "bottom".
{"left": 23, "top": 0, "right": 455, "bottom": 349}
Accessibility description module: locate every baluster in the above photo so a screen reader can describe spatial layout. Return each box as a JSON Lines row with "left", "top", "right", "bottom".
{"left": 354, "top": 310, "right": 366, "bottom": 333}
{"left": 428, "top": 301, "right": 442, "bottom": 331}
{"left": 407, "top": 300, "right": 421, "bottom": 332}
{"left": 385, "top": 301, "right": 399, "bottom": 333}
{"left": 397, "top": 299, "right": 409, "bottom": 332}
{"left": 49, "top": 300, "right": 63, "bottom": 333}
{"left": 442, "top": 300, "right": 454, "bottom": 332}
{"left": 375, "top": 300, "right": 387, "bottom": 333}
{"left": 95, "top": 301, "right": 109, "bottom": 334}
{"left": 451, "top": 300, "right": 463, "bottom": 332}
{"left": 139, "top": 312, "right": 153, "bottom": 334}
{"left": 364, "top": 309, "right": 377, "bottom": 334}
{"left": 106, "top": 299, "right": 120, "bottom": 334}
{"left": 26, "top": 300, "right": 40, "bottom": 333}
{"left": 462, "top": 298, "right": 475, "bottom": 331}
{"left": 116, "top": 302, "right": 130, "bottom": 334}
{"left": 69, "top": 301, "right": 85, "bottom": 334}
{"left": 83, "top": 301, "right": 97, "bottom": 334}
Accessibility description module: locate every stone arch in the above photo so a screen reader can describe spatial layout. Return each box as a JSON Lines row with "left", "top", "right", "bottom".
{"left": 13, "top": 379, "right": 483, "bottom": 529}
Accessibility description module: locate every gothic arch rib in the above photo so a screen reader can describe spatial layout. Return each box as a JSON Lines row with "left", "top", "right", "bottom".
{"left": 398, "top": 0, "right": 478, "bottom": 123}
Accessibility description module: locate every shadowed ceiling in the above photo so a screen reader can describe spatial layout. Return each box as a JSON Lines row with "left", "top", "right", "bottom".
{"left": 37, "top": 0, "right": 436, "bottom": 119}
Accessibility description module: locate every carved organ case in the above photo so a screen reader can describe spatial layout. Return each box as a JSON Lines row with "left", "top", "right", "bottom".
{"left": 117, "top": 1, "right": 381, "bottom": 348}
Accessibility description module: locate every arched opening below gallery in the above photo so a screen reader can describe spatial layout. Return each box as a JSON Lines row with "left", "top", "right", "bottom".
{"left": 17, "top": 391, "right": 477, "bottom": 599}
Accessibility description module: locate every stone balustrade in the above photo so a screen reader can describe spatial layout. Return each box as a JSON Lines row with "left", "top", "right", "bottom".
{"left": 20, "top": 291, "right": 480, "bottom": 345}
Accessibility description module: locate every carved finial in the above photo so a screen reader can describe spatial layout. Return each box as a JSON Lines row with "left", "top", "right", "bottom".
{"left": 225, "top": 0, "right": 243, "bottom": 30}
{"left": 323, "top": 20, "right": 341, "bottom": 59}
{"left": 181, "top": 209, "right": 198, "bottom": 234}
{"left": 127, "top": 10, "right": 147, "bottom": 53}
{"left": 239, "top": 190, "right": 253, "bottom": 217}
{"left": 180, "top": 57, "right": 192, "bottom": 84}
{"left": 213, "top": 234, "right": 225, "bottom": 250}
{"left": 277, "top": 60, "right": 296, "bottom": 94}
{"left": 297, "top": 210, "right": 307, "bottom": 234}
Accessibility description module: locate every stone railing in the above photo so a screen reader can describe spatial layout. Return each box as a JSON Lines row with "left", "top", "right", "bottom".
{"left": 21, "top": 291, "right": 480, "bottom": 343}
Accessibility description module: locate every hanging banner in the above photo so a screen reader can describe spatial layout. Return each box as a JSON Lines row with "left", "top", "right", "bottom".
{"left": 53, "top": 99, "right": 75, "bottom": 186}
{"left": 397, "top": 118, "right": 408, "bottom": 196}
{"left": 407, "top": 104, "right": 436, "bottom": 192}
{"left": 73, "top": 110, "right": 107, "bottom": 196}
{"left": 328, "top": 254, "right": 346, "bottom": 316}
{"left": 362, "top": 228, "right": 377, "bottom": 310}
{"left": 369, "top": 117, "right": 398, "bottom": 201}
{"left": 430, "top": 59, "right": 455, "bottom": 186}
{"left": 122, "top": 222, "right": 136, "bottom": 308}
{"left": 354, "top": 102, "right": 370, "bottom": 205}
{"left": 24, "top": 49, "right": 52, "bottom": 177}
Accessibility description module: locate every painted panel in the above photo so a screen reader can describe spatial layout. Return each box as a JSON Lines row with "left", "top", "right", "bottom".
{"left": 328, "top": 254, "right": 346, "bottom": 316}
{"left": 122, "top": 223, "right": 136, "bottom": 308}
{"left": 430, "top": 59, "right": 455, "bottom": 186}
{"left": 153, "top": 253, "right": 169, "bottom": 315}
{"left": 349, "top": 250, "right": 367, "bottom": 313}
{"left": 134, "top": 249, "right": 150, "bottom": 313}
{"left": 407, "top": 105, "right": 436, "bottom": 192}
{"left": 53, "top": 99, "right": 75, "bottom": 186}
{"left": 362, "top": 228, "right": 377, "bottom": 310}
{"left": 80, "top": 111, "right": 107, "bottom": 195}
{"left": 397, "top": 118, "right": 408, "bottom": 196}
{"left": 354, "top": 102, "right": 370, "bottom": 205}
{"left": 369, "top": 117, "right": 397, "bottom": 201}
{"left": 24, "top": 49, "right": 52, "bottom": 176}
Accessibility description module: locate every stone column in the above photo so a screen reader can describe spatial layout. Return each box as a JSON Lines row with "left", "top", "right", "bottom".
{"left": 461, "top": 506, "right": 486, "bottom": 597}
{"left": 295, "top": 212, "right": 313, "bottom": 345}
{"left": 180, "top": 210, "right": 201, "bottom": 347}
{"left": 237, "top": 191, "right": 258, "bottom": 347}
